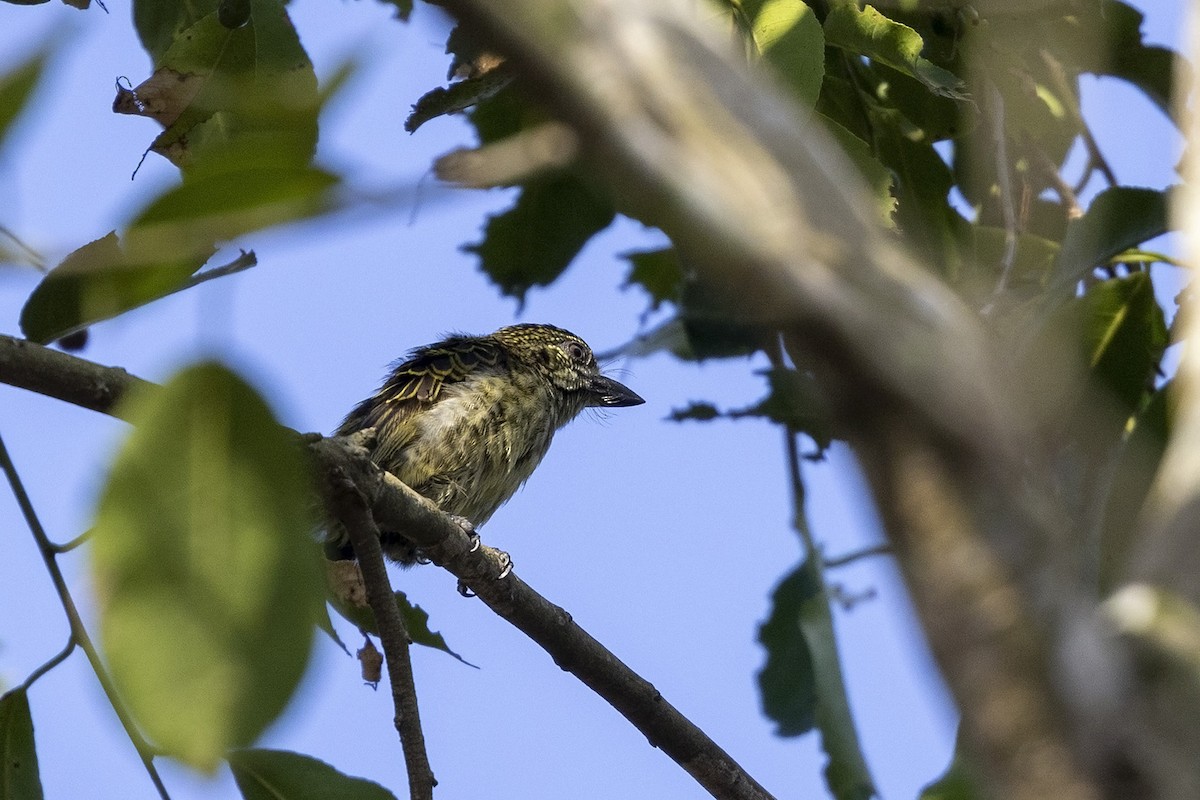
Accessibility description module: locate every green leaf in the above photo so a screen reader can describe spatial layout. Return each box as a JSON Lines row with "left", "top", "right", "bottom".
{"left": 1098, "top": 382, "right": 1170, "bottom": 593}
{"left": 758, "top": 563, "right": 819, "bottom": 736}
{"left": 133, "top": 0, "right": 220, "bottom": 65}
{"left": 1051, "top": 188, "right": 1171, "bottom": 298}
{"left": 0, "top": 41, "right": 53, "bottom": 155}
{"left": 759, "top": 559, "right": 876, "bottom": 800}
{"left": 919, "top": 735, "right": 980, "bottom": 800}
{"left": 622, "top": 247, "right": 683, "bottom": 311}
{"left": 405, "top": 66, "right": 513, "bottom": 133}
{"left": 329, "top": 587, "right": 474, "bottom": 667}
{"left": 667, "top": 402, "right": 722, "bottom": 422}
{"left": 468, "top": 84, "right": 544, "bottom": 146}
{"left": 0, "top": 688, "right": 43, "bottom": 800}
{"left": 20, "top": 165, "right": 331, "bottom": 343}
{"left": 18, "top": 231, "right": 208, "bottom": 345}
{"left": 91, "top": 362, "right": 323, "bottom": 771}
{"left": 746, "top": 0, "right": 825, "bottom": 108}
{"left": 229, "top": 749, "right": 397, "bottom": 800}
{"left": 824, "top": 4, "right": 964, "bottom": 99}
{"left": 467, "top": 175, "right": 615, "bottom": 301}
{"left": 735, "top": 368, "right": 833, "bottom": 452}
{"left": 1078, "top": 273, "right": 1167, "bottom": 413}
{"left": 119, "top": 0, "right": 318, "bottom": 170}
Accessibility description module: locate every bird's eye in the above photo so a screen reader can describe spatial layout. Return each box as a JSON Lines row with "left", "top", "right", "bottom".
{"left": 565, "top": 341, "right": 588, "bottom": 362}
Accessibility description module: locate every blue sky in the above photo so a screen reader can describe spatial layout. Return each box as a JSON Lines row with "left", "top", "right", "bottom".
{"left": 0, "top": 1, "right": 1186, "bottom": 798}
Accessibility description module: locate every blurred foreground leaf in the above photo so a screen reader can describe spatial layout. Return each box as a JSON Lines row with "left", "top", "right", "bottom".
{"left": 0, "top": 39, "right": 53, "bottom": 154}
{"left": 92, "top": 362, "right": 323, "bottom": 771}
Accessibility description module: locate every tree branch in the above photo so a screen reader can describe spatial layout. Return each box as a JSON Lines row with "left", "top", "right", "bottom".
{"left": 431, "top": 0, "right": 1143, "bottom": 795}
{"left": 316, "top": 446, "right": 435, "bottom": 800}
{"left": 0, "top": 333, "right": 776, "bottom": 800}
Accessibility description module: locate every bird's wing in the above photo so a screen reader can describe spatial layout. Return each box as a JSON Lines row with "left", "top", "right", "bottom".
{"left": 337, "top": 336, "right": 506, "bottom": 434}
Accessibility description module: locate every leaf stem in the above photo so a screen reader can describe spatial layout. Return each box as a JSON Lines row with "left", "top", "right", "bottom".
{"left": 824, "top": 543, "right": 892, "bottom": 568}
{"left": 18, "top": 639, "right": 76, "bottom": 692}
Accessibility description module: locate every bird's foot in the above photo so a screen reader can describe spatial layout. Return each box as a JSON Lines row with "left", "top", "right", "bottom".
{"left": 447, "top": 515, "right": 480, "bottom": 550}
{"left": 456, "top": 548, "right": 513, "bottom": 598}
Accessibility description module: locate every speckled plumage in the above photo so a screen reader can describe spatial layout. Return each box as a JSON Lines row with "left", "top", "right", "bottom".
{"left": 330, "top": 323, "right": 644, "bottom": 564}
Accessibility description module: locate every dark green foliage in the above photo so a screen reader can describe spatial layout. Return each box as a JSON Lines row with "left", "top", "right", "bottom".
{"left": 466, "top": 175, "right": 615, "bottom": 301}
{"left": 0, "top": 688, "right": 43, "bottom": 800}
{"left": 229, "top": 749, "right": 398, "bottom": 800}
{"left": 759, "top": 559, "right": 876, "bottom": 800}
{"left": 1052, "top": 188, "right": 1172, "bottom": 298}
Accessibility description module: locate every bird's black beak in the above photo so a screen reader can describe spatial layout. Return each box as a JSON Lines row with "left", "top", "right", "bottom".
{"left": 588, "top": 374, "right": 645, "bottom": 407}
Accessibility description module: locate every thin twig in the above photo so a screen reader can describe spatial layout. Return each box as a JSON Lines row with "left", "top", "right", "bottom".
{"left": 18, "top": 639, "right": 77, "bottom": 692}
{"left": 178, "top": 249, "right": 258, "bottom": 291}
{"left": 320, "top": 462, "right": 436, "bottom": 800}
{"left": 50, "top": 527, "right": 94, "bottom": 553}
{"left": 0, "top": 431, "right": 172, "bottom": 800}
{"left": 1029, "top": 142, "right": 1082, "bottom": 219}
{"left": 824, "top": 543, "right": 892, "bottom": 568}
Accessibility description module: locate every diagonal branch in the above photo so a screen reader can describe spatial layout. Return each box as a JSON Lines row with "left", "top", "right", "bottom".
{"left": 0, "top": 333, "right": 776, "bottom": 800}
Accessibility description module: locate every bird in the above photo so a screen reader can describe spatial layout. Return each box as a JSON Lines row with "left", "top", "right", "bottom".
{"left": 328, "top": 323, "right": 644, "bottom": 565}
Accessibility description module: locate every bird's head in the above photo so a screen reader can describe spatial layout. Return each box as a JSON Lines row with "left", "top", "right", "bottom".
{"left": 495, "top": 324, "right": 645, "bottom": 408}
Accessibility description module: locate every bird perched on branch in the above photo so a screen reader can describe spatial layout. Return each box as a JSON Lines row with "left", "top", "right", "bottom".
{"left": 329, "top": 323, "right": 644, "bottom": 565}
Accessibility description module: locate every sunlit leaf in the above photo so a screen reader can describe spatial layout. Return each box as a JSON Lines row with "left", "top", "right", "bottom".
{"left": 824, "top": 4, "right": 964, "bottom": 99}
{"left": 745, "top": 0, "right": 825, "bottom": 108}
{"left": 20, "top": 162, "right": 331, "bottom": 343}
{"left": 92, "top": 362, "right": 323, "bottom": 771}
{"left": 229, "top": 749, "right": 397, "bottom": 800}
{"left": 0, "top": 688, "right": 43, "bottom": 800}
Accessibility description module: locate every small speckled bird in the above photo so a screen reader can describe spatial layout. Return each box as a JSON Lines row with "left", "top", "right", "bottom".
{"left": 330, "top": 323, "right": 644, "bottom": 564}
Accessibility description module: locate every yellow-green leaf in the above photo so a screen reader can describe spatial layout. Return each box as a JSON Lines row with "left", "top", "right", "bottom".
{"left": 92, "top": 362, "right": 323, "bottom": 771}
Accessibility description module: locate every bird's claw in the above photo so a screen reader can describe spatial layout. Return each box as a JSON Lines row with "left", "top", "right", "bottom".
{"left": 496, "top": 549, "right": 513, "bottom": 579}
{"left": 455, "top": 548, "right": 513, "bottom": 598}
